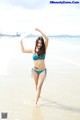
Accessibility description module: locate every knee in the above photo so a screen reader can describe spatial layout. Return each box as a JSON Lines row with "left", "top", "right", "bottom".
{"left": 37, "top": 85, "right": 42, "bottom": 91}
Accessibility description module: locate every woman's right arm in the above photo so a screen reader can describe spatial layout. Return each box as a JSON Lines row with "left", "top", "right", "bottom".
{"left": 20, "top": 40, "right": 33, "bottom": 53}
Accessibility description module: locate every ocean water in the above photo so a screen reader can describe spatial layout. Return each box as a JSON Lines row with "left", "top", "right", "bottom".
{"left": 53, "top": 36, "right": 80, "bottom": 48}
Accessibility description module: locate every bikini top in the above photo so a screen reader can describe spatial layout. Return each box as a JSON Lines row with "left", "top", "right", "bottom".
{"left": 33, "top": 53, "right": 45, "bottom": 60}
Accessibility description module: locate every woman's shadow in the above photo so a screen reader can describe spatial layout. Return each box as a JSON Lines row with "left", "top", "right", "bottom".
{"left": 39, "top": 96, "right": 80, "bottom": 113}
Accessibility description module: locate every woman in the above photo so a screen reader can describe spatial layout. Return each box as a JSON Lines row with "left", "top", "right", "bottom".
{"left": 20, "top": 28, "right": 49, "bottom": 105}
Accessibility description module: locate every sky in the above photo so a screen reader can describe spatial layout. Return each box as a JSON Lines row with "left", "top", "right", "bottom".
{"left": 0, "top": 0, "right": 80, "bottom": 35}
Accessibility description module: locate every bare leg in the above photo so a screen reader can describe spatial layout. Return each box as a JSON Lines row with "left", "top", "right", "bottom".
{"left": 32, "top": 70, "right": 39, "bottom": 90}
{"left": 35, "top": 71, "right": 46, "bottom": 104}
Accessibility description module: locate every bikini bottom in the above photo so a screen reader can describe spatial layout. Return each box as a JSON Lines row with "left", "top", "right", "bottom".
{"left": 32, "top": 68, "right": 47, "bottom": 76}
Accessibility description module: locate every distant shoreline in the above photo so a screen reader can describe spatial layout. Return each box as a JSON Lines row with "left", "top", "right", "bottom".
{"left": 26, "top": 34, "right": 80, "bottom": 38}
{"left": 0, "top": 33, "right": 20, "bottom": 37}
{"left": 0, "top": 34, "right": 80, "bottom": 38}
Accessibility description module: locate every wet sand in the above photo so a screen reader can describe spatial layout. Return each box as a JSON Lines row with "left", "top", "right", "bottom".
{"left": 0, "top": 37, "right": 80, "bottom": 120}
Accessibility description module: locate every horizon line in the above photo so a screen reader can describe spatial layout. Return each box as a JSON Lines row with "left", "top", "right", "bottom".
{"left": 0, "top": 33, "right": 80, "bottom": 37}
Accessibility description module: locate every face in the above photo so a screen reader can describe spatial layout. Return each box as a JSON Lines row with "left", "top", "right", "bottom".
{"left": 37, "top": 40, "right": 42, "bottom": 48}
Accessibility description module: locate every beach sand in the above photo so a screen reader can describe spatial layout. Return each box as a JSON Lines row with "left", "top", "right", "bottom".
{"left": 0, "top": 37, "right": 80, "bottom": 120}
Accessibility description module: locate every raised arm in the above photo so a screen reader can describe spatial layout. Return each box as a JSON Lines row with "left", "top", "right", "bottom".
{"left": 35, "top": 28, "right": 49, "bottom": 50}
{"left": 20, "top": 39, "right": 33, "bottom": 53}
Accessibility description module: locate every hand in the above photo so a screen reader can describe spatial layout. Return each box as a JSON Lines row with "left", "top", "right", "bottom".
{"left": 20, "top": 32, "right": 27, "bottom": 40}
{"left": 35, "top": 28, "right": 40, "bottom": 32}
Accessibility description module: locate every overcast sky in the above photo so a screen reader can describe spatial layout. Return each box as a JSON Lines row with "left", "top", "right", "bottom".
{"left": 0, "top": 0, "right": 80, "bottom": 35}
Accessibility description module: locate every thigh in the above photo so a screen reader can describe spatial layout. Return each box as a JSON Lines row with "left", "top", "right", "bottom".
{"left": 32, "top": 69, "right": 39, "bottom": 83}
{"left": 38, "top": 70, "right": 46, "bottom": 88}
{"left": 39, "top": 70, "right": 46, "bottom": 81}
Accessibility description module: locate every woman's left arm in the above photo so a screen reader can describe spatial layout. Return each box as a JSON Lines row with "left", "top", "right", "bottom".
{"left": 35, "top": 28, "right": 49, "bottom": 50}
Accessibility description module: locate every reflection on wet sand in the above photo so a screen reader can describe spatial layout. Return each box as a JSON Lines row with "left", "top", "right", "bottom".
{"left": 39, "top": 97, "right": 80, "bottom": 113}
{"left": 32, "top": 106, "right": 42, "bottom": 120}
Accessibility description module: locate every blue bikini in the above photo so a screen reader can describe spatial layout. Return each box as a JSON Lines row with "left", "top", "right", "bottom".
{"left": 33, "top": 53, "right": 45, "bottom": 60}
{"left": 32, "top": 53, "right": 47, "bottom": 75}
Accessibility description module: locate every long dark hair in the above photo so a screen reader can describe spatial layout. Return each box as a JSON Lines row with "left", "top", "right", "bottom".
{"left": 35, "top": 36, "right": 46, "bottom": 57}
